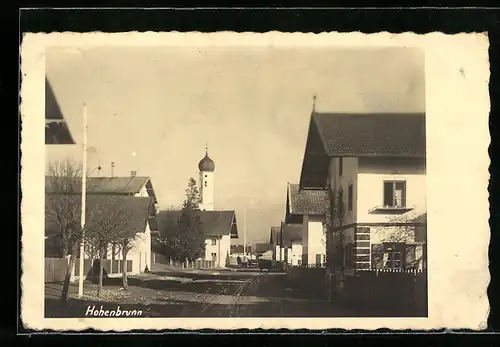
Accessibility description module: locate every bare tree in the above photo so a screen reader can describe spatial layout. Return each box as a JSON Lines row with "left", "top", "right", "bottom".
{"left": 45, "top": 158, "right": 83, "bottom": 257}
{"left": 45, "top": 158, "right": 85, "bottom": 301}
{"left": 112, "top": 233, "right": 146, "bottom": 290}
{"left": 84, "top": 197, "right": 135, "bottom": 297}
{"left": 324, "top": 186, "right": 346, "bottom": 301}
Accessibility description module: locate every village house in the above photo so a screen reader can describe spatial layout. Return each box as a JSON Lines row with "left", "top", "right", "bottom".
{"left": 45, "top": 175, "right": 160, "bottom": 276}
{"left": 299, "top": 111, "right": 427, "bottom": 275}
{"left": 285, "top": 183, "right": 328, "bottom": 267}
{"left": 254, "top": 243, "right": 274, "bottom": 260}
{"left": 280, "top": 222, "right": 303, "bottom": 267}
{"left": 154, "top": 147, "right": 239, "bottom": 267}
{"left": 269, "top": 226, "right": 283, "bottom": 261}
{"left": 45, "top": 194, "right": 156, "bottom": 276}
{"left": 156, "top": 210, "right": 239, "bottom": 267}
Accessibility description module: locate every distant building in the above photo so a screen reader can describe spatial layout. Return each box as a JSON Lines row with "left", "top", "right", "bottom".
{"left": 280, "top": 222, "right": 303, "bottom": 267}
{"left": 156, "top": 149, "right": 239, "bottom": 267}
{"left": 269, "top": 226, "right": 283, "bottom": 261}
{"left": 157, "top": 210, "right": 239, "bottom": 267}
{"left": 285, "top": 183, "right": 328, "bottom": 267}
{"left": 254, "top": 243, "right": 273, "bottom": 258}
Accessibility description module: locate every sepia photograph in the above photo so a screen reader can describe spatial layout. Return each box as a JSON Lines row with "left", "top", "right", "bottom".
{"left": 21, "top": 31, "right": 490, "bottom": 331}
{"left": 43, "top": 42, "right": 427, "bottom": 319}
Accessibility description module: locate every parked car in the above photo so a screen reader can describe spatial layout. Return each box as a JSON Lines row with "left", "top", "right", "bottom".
{"left": 258, "top": 258, "right": 274, "bottom": 271}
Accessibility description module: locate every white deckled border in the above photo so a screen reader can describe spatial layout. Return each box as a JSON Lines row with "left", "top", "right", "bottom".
{"left": 20, "top": 31, "right": 490, "bottom": 331}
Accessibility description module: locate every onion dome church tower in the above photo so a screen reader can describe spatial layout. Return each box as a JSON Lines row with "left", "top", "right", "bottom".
{"left": 198, "top": 144, "right": 215, "bottom": 211}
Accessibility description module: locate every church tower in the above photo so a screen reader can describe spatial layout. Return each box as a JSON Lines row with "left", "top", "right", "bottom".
{"left": 198, "top": 145, "right": 215, "bottom": 211}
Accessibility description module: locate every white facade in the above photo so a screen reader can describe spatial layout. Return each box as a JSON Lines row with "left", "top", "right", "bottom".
{"left": 199, "top": 171, "right": 215, "bottom": 211}
{"left": 84, "top": 221, "right": 152, "bottom": 276}
{"left": 203, "top": 233, "right": 231, "bottom": 267}
{"left": 290, "top": 241, "right": 303, "bottom": 266}
{"left": 328, "top": 156, "right": 427, "bottom": 271}
{"left": 301, "top": 215, "right": 326, "bottom": 266}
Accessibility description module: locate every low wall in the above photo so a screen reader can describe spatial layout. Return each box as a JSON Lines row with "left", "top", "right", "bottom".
{"left": 340, "top": 269, "right": 428, "bottom": 316}
{"left": 286, "top": 267, "right": 326, "bottom": 297}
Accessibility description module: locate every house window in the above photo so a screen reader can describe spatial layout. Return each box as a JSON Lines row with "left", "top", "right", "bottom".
{"left": 211, "top": 252, "right": 217, "bottom": 259}
{"left": 383, "top": 181, "right": 406, "bottom": 208}
{"left": 348, "top": 184, "right": 353, "bottom": 211}
{"left": 211, "top": 239, "right": 216, "bottom": 246}
{"left": 204, "top": 175, "right": 208, "bottom": 178}
{"left": 339, "top": 157, "right": 343, "bottom": 177}
{"left": 371, "top": 243, "right": 406, "bottom": 270}
{"left": 204, "top": 181, "right": 208, "bottom": 187}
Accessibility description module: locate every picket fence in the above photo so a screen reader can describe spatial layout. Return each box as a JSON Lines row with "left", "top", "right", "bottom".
{"left": 45, "top": 257, "right": 133, "bottom": 283}
{"left": 151, "top": 252, "right": 216, "bottom": 269}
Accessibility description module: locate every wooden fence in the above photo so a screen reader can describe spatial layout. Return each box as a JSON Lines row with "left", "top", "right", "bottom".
{"left": 45, "top": 257, "right": 133, "bottom": 283}
{"left": 45, "top": 258, "right": 69, "bottom": 283}
{"left": 151, "top": 252, "right": 216, "bottom": 269}
{"left": 74, "top": 258, "right": 133, "bottom": 278}
{"left": 341, "top": 269, "right": 428, "bottom": 316}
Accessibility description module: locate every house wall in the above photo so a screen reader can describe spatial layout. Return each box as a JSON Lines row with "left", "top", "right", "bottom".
{"left": 301, "top": 219, "right": 309, "bottom": 264}
{"left": 290, "top": 241, "right": 303, "bottom": 266}
{"left": 303, "top": 215, "right": 326, "bottom": 266}
{"left": 126, "top": 221, "right": 152, "bottom": 274}
{"left": 328, "top": 157, "right": 359, "bottom": 227}
{"left": 356, "top": 157, "right": 427, "bottom": 224}
{"left": 327, "top": 156, "right": 426, "bottom": 272}
{"left": 204, "top": 234, "right": 231, "bottom": 267}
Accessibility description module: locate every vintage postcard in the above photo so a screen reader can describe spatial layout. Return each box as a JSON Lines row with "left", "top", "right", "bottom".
{"left": 20, "top": 31, "right": 490, "bottom": 331}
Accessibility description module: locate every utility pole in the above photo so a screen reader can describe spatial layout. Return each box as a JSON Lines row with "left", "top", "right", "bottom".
{"left": 243, "top": 202, "right": 247, "bottom": 257}
{"left": 78, "top": 103, "right": 88, "bottom": 298}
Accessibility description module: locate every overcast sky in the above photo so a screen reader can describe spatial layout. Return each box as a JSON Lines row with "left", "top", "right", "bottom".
{"left": 45, "top": 45, "right": 425, "bottom": 245}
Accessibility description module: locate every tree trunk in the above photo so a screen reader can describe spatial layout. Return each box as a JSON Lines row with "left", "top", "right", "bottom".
{"left": 122, "top": 247, "right": 128, "bottom": 290}
{"left": 61, "top": 248, "right": 76, "bottom": 301}
{"left": 97, "top": 250, "right": 104, "bottom": 297}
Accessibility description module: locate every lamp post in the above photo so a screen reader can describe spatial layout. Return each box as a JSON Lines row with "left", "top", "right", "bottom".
{"left": 78, "top": 103, "right": 88, "bottom": 298}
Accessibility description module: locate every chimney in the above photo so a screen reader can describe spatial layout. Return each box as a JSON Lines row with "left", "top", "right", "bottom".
{"left": 131, "top": 170, "right": 137, "bottom": 177}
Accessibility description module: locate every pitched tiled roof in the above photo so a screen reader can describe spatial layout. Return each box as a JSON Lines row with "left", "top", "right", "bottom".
{"left": 45, "top": 195, "right": 153, "bottom": 238}
{"left": 157, "top": 210, "right": 238, "bottom": 238}
{"left": 287, "top": 183, "right": 329, "bottom": 216}
{"left": 254, "top": 243, "right": 273, "bottom": 254}
{"left": 45, "top": 176, "right": 156, "bottom": 200}
{"left": 313, "top": 112, "right": 426, "bottom": 157}
{"left": 281, "top": 222, "right": 302, "bottom": 246}
{"left": 269, "top": 226, "right": 281, "bottom": 244}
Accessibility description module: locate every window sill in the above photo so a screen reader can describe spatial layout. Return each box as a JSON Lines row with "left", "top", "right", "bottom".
{"left": 369, "top": 206, "right": 414, "bottom": 214}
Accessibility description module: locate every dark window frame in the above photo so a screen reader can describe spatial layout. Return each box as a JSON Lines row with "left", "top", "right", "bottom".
{"left": 348, "top": 183, "right": 353, "bottom": 211}
{"left": 339, "top": 157, "right": 343, "bottom": 177}
{"left": 383, "top": 180, "right": 407, "bottom": 208}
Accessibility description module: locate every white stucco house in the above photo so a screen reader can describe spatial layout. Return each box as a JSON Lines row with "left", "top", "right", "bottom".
{"left": 298, "top": 111, "right": 427, "bottom": 274}
{"left": 154, "top": 148, "right": 239, "bottom": 268}
{"left": 280, "top": 222, "right": 303, "bottom": 267}
{"left": 269, "top": 226, "right": 283, "bottom": 261}
{"left": 285, "top": 183, "right": 329, "bottom": 267}
{"left": 45, "top": 175, "right": 159, "bottom": 277}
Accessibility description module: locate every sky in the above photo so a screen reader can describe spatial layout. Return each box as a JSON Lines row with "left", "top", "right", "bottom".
{"left": 45, "top": 45, "right": 425, "bottom": 245}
